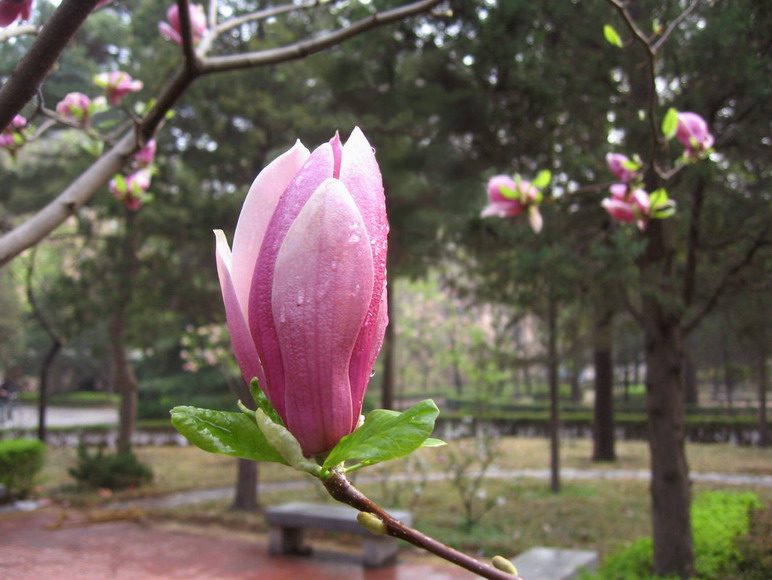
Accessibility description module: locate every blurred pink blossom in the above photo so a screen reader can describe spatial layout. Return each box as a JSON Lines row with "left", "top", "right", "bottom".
{"left": 159, "top": 3, "right": 208, "bottom": 46}
{"left": 55, "top": 92, "right": 106, "bottom": 126}
{"left": 676, "top": 112, "right": 714, "bottom": 156}
{"left": 132, "top": 139, "right": 157, "bottom": 168}
{"left": 0, "top": 114, "right": 27, "bottom": 151}
{"left": 109, "top": 169, "right": 152, "bottom": 211}
{"left": 606, "top": 153, "right": 639, "bottom": 183}
{"left": 93, "top": 71, "right": 143, "bottom": 106}
{"left": 0, "top": 0, "right": 32, "bottom": 27}
{"left": 602, "top": 183, "right": 651, "bottom": 230}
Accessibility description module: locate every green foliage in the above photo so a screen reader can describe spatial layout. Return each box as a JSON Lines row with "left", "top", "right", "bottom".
{"left": 323, "top": 400, "right": 444, "bottom": 473}
{"left": 170, "top": 406, "right": 289, "bottom": 465}
{"left": 138, "top": 370, "right": 234, "bottom": 419}
{"left": 19, "top": 391, "right": 119, "bottom": 407}
{"left": 68, "top": 444, "right": 153, "bottom": 490}
{"left": 172, "top": 398, "right": 443, "bottom": 478}
{"left": 584, "top": 491, "right": 762, "bottom": 580}
{"left": 732, "top": 504, "right": 772, "bottom": 580}
{"left": 0, "top": 438, "right": 46, "bottom": 500}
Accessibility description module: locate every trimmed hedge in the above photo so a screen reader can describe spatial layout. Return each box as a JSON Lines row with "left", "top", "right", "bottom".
{"left": 0, "top": 438, "right": 46, "bottom": 500}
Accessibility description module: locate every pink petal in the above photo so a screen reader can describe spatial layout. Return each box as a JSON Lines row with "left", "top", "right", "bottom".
{"left": 249, "top": 141, "right": 336, "bottom": 417}
{"left": 602, "top": 198, "right": 635, "bottom": 223}
{"left": 487, "top": 175, "right": 516, "bottom": 202}
{"left": 231, "top": 140, "right": 310, "bottom": 316}
{"left": 337, "top": 127, "right": 388, "bottom": 413}
{"left": 215, "top": 230, "right": 266, "bottom": 389}
{"left": 158, "top": 21, "right": 181, "bottom": 45}
{"left": 481, "top": 200, "right": 523, "bottom": 218}
{"left": 271, "top": 179, "right": 374, "bottom": 455}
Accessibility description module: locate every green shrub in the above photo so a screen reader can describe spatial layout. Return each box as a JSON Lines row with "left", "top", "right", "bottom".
{"left": 68, "top": 444, "right": 153, "bottom": 490}
{"left": 0, "top": 438, "right": 46, "bottom": 500}
{"left": 584, "top": 491, "right": 762, "bottom": 580}
{"left": 731, "top": 504, "right": 772, "bottom": 579}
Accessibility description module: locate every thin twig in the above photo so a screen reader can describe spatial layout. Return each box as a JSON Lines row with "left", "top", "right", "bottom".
{"left": 0, "top": 24, "right": 39, "bottom": 43}
{"left": 0, "top": 0, "right": 103, "bottom": 129}
{"left": 323, "top": 471, "right": 521, "bottom": 580}
{"left": 0, "top": 0, "right": 444, "bottom": 267}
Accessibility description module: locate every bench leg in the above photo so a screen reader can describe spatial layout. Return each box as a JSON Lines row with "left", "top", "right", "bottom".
{"left": 362, "top": 536, "right": 399, "bottom": 567}
{"left": 268, "top": 526, "right": 312, "bottom": 556}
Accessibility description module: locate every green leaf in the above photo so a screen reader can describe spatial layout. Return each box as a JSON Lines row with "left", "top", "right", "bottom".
{"left": 250, "top": 378, "right": 284, "bottom": 426}
{"left": 662, "top": 108, "right": 679, "bottom": 140}
{"left": 532, "top": 169, "right": 552, "bottom": 189}
{"left": 499, "top": 184, "right": 518, "bottom": 200}
{"left": 323, "top": 400, "right": 445, "bottom": 473}
{"left": 112, "top": 173, "right": 127, "bottom": 193}
{"left": 603, "top": 24, "right": 623, "bottom": 48}
{"left": 170, "top": 406, "right": 288, "bottom": 464}
{"left": 649, "top": 188, "right": 669, "bottom": 209}
{"left": 621, "top": 159, "right": 641, "bottom": 172}
{"left": 254, "top": 409, "right": 320, "bottom": 476}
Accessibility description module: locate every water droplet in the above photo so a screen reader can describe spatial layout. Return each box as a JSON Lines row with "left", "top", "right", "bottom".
{"left": 296, "top": 290, "right": 305, "bottom": 306}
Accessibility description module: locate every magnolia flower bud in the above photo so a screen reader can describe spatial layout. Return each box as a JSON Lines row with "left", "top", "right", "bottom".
{"left": 214, "top": 128, "right": 389, "bottom": 456}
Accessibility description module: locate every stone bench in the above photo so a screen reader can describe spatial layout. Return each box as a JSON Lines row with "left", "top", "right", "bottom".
{"left": 478, "top": 547, "right": 598, "bottom": 580}
{"left": 264, "top": 501, "right": 413, "bottom": 568}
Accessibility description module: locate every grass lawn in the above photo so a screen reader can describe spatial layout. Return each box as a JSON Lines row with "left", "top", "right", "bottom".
{"left": 35, "top": 437, "right": 772, "bottom": 561}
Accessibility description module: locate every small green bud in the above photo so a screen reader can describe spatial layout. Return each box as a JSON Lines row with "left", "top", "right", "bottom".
{"left": 492, "top": 555, "right": 518, "bottom": 575}
{"left": 357, "top": 512, "right": 388, "bottom": 535}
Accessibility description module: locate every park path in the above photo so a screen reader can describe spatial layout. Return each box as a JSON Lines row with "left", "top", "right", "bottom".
{"left": 123, "top": 466, "right": 772, "bottom": 512}
{"left": 2, "top": 404, "right": 119, "bottom": 430}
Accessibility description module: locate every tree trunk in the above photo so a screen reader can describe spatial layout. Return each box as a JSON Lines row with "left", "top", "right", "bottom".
{"left": 758, "top": 352, "right": 768, "bottom": 448}
{"left": 231, "top": 459, "right": 259, "bottom": 511}
{"left": 380, "top": 274, "right": 396, "bottom": 410}
{"left": 640, "top": 220, "right": 694, "bottom": 578}
{"left": 109, "top": 310, "right": 139, "bottom": 452}
{"left": 547, "top": 297, "right": 560, "bottom": 494}
{"left": 37, "top": 339, "right": 63, "bottom": 442}
{"left": 592, "top": 305, "right": 616, "bottom": 462}
{"left": 683, "top": 349, "right": 698, "bottom": 406}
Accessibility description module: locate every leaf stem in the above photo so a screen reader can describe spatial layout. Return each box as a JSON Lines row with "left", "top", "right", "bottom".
{"left": 322, "top": 470, "right": 521, "bottom": 580}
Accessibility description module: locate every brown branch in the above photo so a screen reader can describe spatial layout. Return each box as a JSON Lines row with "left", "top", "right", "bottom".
{"left": 176, "top": 0, "right": 201, "bottom": 70}
{"left": 0, "top": 0, "right": 443, "bottom": 267}
{"left": 0, "top": 0, "right": 103, "bottom": 129}
{"left": 323, "top": 471, "right": 520, "bottom": 580}
{"left": 652, "top": 0, "right": 701, "bottom": 53}
{"left": 682, "top": 177, "right": 705, "bottom": 308}
{"left": 201, "top": 0, "right": 444, "bottom": 73}
{"left": 604, "top": 0, "right": 661, "bottom": 176}
{"left": 682, "top": 224, "right": 770, "bottom": 335}
{"left": 212, "top": 0, "right": 336, "bottom": 38}
{"left": 0, "top": 24, "right": 39, "bottom": 42}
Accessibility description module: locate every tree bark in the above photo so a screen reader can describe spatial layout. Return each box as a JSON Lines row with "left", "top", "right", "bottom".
{"left": 231, "top": 459, "right": 259, "bottom": 511}
{"left": 37, "top": 339, "right": 62, "bottom": 442}
{"left": 380, "top": 271, "right": 396, "bottom": 410}
{"left": 640, "top": 220, "right": 694, "bottom": 578}
{"left": 547, "top": 297, "right": 560, "bottom": 493}
{"left": 592, "top": 304, "right": 616, "bottom": 462}
{"left": 683, "top": 346, "right": 698, "bottom": 406}
{"left": 109, "top": 310, "right": 139, "bottom": 452}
